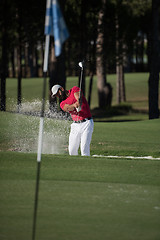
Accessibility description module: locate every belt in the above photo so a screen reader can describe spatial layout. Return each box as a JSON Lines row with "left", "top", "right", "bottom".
{"left": 73, "top": 117, "right": 92, "bottom": 123}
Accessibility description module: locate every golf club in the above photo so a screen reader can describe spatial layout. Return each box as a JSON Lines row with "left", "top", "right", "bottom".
{"left": 76, "top": 61, "right": 84, "bottom": 112}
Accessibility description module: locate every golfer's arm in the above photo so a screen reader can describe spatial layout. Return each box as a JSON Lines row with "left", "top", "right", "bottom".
{"left": 74, "top": 91, "right": 80, "bottom": 101}
{"left": 63, "top": 103, "right": 76, "bottom": 112}
{"left": 74, "top": 91, "right": 82, "bottom": 105}
{"left": 62, "top": 92, "right": 81, "bottom": 112}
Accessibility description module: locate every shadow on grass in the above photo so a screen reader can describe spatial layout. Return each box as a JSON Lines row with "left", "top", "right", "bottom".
{"left": 91, "top": 104, "right": 148, "bottom": 122}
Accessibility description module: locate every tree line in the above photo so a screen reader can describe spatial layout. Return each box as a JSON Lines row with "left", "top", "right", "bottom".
{"left": 0, "top": 0, "right": 159, "bottom": 118}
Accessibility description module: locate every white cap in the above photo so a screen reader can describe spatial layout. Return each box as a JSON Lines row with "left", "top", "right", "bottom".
{"left": 51, "top": 84, "right": 62, "bottom": 96}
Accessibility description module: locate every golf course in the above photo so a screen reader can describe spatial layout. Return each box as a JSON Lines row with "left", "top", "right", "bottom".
{"left": 0, "top": 73, "right": 160, "bottom": 240}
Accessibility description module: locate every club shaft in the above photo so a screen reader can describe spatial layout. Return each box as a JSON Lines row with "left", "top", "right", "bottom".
{"left": 79, "top": 66, "right": 83, "bottom": 100}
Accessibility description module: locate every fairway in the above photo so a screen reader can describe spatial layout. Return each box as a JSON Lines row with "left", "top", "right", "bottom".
{"left": 0, "top": 110, "right": 160, "bottom": 240}
{"left": 6, "top": 73, "right": 160, "bottom": 114}
{"left": 0, "top": 112, "right": 160, "bottom": 157}
{"left": 0, "top": 152, "right": 160, "bottom": 240}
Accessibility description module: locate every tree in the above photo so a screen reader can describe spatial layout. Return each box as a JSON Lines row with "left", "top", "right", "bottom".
{"left": 16, "top": 1, "right": 23, "bottom": 111}
{"left": 49, "top": 0, "right": 68, "bottom": 111}
{"left": 148, "top": 0, "right": 160, "bottom": 119}
{"left": 96, "top": 0, "right": 112, "bottom": 108}
{"left": 49, "top": 40, "right": 67, "bottom": 111}
{"left": 0, "top": 0, "right": 154, "bottom": 114}
{"left": 0, "top": 0, "right": 7, "bottom": 111}
{"left": 115, "top": 7, "right": 126, "bottom": 104}
{"left": 113, "top": 0, "right": 152, "bottom": 104}
{"left": 0, "top": 0, "right": 15, "bottom": 111}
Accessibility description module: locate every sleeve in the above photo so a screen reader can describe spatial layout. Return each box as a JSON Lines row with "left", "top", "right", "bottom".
{"left": 60, "top": 86, "right": 80, "bottom": 110}
{"left": 72, "top": 86, "right": 80, "bottom": 93}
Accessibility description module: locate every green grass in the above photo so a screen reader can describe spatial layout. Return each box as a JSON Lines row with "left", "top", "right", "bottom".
{"left": 6, "top": 73, "right": 160, "bottom": 120}
{"left": 6, "top": 72, "right": 160, "bottom": 121}
{"left": 0, "top": 112, "right": 160, "bottom": 157}
{"left": 1, "top": 73, "right": 160, "bottom": 239}
{"left": 0, "top": 152, "right": 160, "bottom": 240}
{"left": 0, "top": 112, "right": 160, "bottom": 239}
{"left": 67, "top": 72, "right": 159, "bottom": 112}
{"left": 92, "top": 118, "right": 160, "bottom": 157}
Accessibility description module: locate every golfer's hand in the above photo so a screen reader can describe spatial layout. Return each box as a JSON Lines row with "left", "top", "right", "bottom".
{"left": 74, "top": 101, "right": 81, "bottom": 112}
{"left": 74, "top": 101, "right": 80, "bottom": 108}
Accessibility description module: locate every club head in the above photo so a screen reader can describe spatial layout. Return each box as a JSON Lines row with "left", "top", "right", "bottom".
{"left": 78, "top": 62, "right": 83, "bottom": 68}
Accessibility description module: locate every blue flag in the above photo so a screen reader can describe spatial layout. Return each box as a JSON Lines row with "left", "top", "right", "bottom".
{"left": 44, "top": 0, "right": 69, "bottom": 57}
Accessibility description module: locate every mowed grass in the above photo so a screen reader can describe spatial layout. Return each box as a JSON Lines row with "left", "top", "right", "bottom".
{"left": 0, "top": 112, "right": 160, "bottom": 239}
{"left": 0, "top": 111, "right": 160, "bottom": 157}
{"left": 0, "top": 152, "right": 160, "bottom": 240}
{"left": 92, "top": 119, "right": 160, "bottom": 157}
{"left": 6, "top": 72, "right": 160, "bottom": 114}
{"left": 1, "top": 72, "right": 160, "bottom": 239}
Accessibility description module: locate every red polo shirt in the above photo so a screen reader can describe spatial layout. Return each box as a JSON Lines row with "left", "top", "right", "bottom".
{"left": 60, "top": 86, "right": 92, "bottom": 121}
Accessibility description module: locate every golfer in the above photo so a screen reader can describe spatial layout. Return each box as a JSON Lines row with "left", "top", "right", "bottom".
{"left": 51, "top": 84, "right": 94, "bottom": 156}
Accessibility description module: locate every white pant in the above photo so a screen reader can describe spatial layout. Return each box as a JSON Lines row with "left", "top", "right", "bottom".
{"left": 69, "top": 119, "right": 94, "bottom": 156}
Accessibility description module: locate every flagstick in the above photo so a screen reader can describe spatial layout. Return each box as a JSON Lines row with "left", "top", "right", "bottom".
{"left": 32, "top": 34, "right": 50, "bottom": 240}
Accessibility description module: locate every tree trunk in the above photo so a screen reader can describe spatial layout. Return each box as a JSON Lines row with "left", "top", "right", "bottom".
{"left": 96, "top": 0, "right": 112, "bottom": 108}
{"left": 116, "top": 14, "right": 121, "bottom": 104}
{"left": 49, "top": 41, "right": 57, "bottom": 111}
{"left": 24, "top": 43, "right": 28, "bottom": 78}
{"left": 115, "top": 13, "right": 126, "bottom": 104}
{"left": 49, "top": 39, "right": 67, "bottom": 111}
{"left": 121, "top": 66, "right": 126, "bottom": 102}
{"left": 40, "top": 41, "right": 44, "bottom": 77}
{"left": 17, "top": 39, "right": 22, "bottom": 111}
{"left": 11, "top": 49, "right": 16, "bottom": 78}
{"left": 88, "top": 73, "right": 93, "bottom": 107}
{"left": 78, "top": 0, "right": 87, "bottom": 96}
{"left": 0, "top": 0, "right": 8, "bottom": 111}
{"left": 148, "top": 0, "right": 159, "bottom": 119}
{"left": 140, "top": 33, "right": 144, "bottom": 72}
{"left": 116, "top": 63, "right": 126, "bottom": 103}
{"left": 17, "top": 10, "right": 23, "bottom": 112}
{"left": 28, "top": 46, "right": 34, "bottom": 77}
{"left": 33, "top": 46, "right": 39, "bottom": 77}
